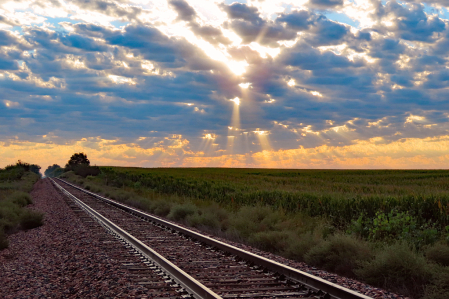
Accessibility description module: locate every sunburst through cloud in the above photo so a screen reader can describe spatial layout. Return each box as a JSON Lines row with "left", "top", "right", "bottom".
{"left": 2, "top": 0, "right": 449, "bottom": 170}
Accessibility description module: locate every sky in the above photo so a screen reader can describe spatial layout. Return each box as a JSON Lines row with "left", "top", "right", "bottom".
{"left": 2, "top": 0, "right": 449, "bottom": 170}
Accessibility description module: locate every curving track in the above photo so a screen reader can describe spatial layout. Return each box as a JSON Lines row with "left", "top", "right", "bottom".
{"left": 51, "top": 178, "right": 373, "bottom": 299}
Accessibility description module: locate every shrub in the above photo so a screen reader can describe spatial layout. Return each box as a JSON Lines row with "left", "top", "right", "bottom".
{"left": 126, "top": 197, "right": 150, "bottom": 212}
{"left": 425, "top": 242, "right": 449, "bottom": 267}
{"left": 9, "top": 191, "right": 32, "bottom": 207}
{"left": 304, "top": 233, "right": 372, "bottom": 278}
{"left": 187, "top": 204, "right": 228, "bottom": 231}
{"left": 356, "top": 242, "right": 431, "bottom": 297}
{"left": 283, "top": 231, "right": 324, "bottom": 261}
{"left": 74, "top": 165, "right": 100, "bottom": 178}
{"left": 168, "top": 203, "right": 197, "bottom": 221}
{"left": 0, "top": 201, "right": 21, "bottom": 231}
{"left": 110, "top": 190, "right": 132, "bottom": 202}
{"left": 423, "top": 266, "right": 449, "bottom": 299}
{"left": 149, "top": 200, "right": 172, "bottom": 216}
{"left": 0, "top": 229, "right": 8, "bottom": 250}
{"left": 20, "top": 210, "right": 44, "bottom": 230}
{"left": 249, "top": 230, "right": 292, "bottom": 253}
{"left": 229, "top": 205, "right": 283, "bottom": 238}
{"left": 187, "top": 212, "right": 221, "bottom": 230}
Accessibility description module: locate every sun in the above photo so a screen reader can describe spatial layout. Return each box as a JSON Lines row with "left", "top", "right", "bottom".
{"left": 228, "top": 60, "right": 248, "bottom": 76}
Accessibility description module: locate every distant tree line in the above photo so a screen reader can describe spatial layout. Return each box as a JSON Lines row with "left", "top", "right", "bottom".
{"left": 2, "top": 160, "right": 41, "bottom": 179}
{"left": 44, "top": 152, "right": 100, "bottom": 178}
{"left": 44, "top": 164, "right": 64, "bottom": 178}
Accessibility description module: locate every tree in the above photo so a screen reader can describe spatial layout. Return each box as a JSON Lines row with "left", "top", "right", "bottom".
{"left": 65, "top": 153, "right": 90, "bottom": 171}
{"left": 44, "top": 164, "right": 63, "bottom": 177}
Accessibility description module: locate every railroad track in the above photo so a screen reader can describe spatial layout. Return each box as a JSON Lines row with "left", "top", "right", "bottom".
{"left": 50, "top": 178, "right": 372, "bottom": 299}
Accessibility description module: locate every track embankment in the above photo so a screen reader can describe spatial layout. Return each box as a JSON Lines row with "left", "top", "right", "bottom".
{"left": 0, "top": 179, "right": 164, "bottom": 298}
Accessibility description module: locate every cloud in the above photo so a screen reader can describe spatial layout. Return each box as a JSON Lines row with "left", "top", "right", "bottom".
{"left": 3, "top": 0, "right": 449, "bottom": 169}
{"left": 169, "top": 0, "right": 197, "bottom": 22}
{"left": 221, "top": 3, "right": 297, "bottom": 47}
{"left": 307, "top": 0, "right": 344, "bottom": 10}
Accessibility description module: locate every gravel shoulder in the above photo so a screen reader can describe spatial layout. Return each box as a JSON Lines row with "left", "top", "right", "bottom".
{"left": 0, "top": 179, "right": 148, "bottom": 298}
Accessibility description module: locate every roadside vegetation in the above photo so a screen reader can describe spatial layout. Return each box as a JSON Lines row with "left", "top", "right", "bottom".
{"left": 0, "top": 161, "right": 43, "bottom": 249}
{"left": 61, "top": 166, "right": 449, "bottom": 298}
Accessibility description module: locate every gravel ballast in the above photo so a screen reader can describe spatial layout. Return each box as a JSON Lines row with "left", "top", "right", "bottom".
{"left": 0, "top": 179, "right": 149, "bottom": 298}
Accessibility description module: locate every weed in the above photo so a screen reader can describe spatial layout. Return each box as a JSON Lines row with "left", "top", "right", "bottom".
{"left": 283, "top": 230, "right": 324, "bottom": 261}
{"left": 229, "top": 205, "right": 283, "bottom": 238}
{"left": 9, "top": 191, "right": 32, "bottom": 207}
{"left": 423, "top": 266, "right": 449, "bottom": 299}
{"left": 304, "top": 234, "right": 372, "bottom": 277}
{"left": 149, "top": 200, "right": 172, "bottom": 216}
{"left": 187, "top": 212, "right": 221, "bottom": 230}
{"left": 356, "top": 242, "right": 431, "bottom": 297}
{"left": 168, "top": 203, "right": 197, "bottom": 221}
{"left": 424, "top": 242, "right": 449, "bottom": 266}
{"left": 20, "top": 210, "right": 44, "bottom": 230}
{"left": 0, "top": 229, "right": 8, "bottom": 250}
{"left": 249, "top": 231, "right": 292, "bottom": 253}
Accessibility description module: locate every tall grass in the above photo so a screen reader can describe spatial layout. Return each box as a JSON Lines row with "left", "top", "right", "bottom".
{"left": 0, "top": 163, "right": 42, "bottom": 249}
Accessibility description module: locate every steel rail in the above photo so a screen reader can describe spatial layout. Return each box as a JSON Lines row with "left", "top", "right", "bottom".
{"left": 50, "top": 178, "right": 222, "bottom": 299}
{"left": 55, "top": 178, "right": 373, "bottom": 299}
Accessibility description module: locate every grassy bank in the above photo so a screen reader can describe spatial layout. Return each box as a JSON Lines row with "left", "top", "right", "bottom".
{"left": 62, "top": 167, "right": 449, "bottom": 298}
{"left": 0, "top": 162, "right": 43, "bottom": 249}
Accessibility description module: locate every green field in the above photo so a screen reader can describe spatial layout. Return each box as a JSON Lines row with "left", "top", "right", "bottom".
{"left": 63, "top": 167, "right": 449, "bottom": 298}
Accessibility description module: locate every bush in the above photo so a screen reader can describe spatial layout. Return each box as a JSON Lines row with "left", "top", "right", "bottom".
{"left": 425, "top": 242, "right": 449, "bottom": 266}
{"left": 168, "top": 203, "right": 197, "bottom": 221}
{"left": 0, "top": 201, "right": 22, "bottom": 231}
{"left": 423, "top": 266, "right": 449, "bottom": 299}
{"left": 187, "top": 204, "right": 228, "bottom": 231}
{"left": 356, "top": 242, "right": 431, "bottom": 297}
{"left": 229, "top": 205, "right": 283, "bottom": 238}
{"left": 110, "top": 190, "right": 132, "bottom": 202}
{"left": 20, "top": 210, "right": 44, "bottom": 230}
{"left": 9, "top": 191, "right": 32, "bottom": 207}
{"left": 0, "top": 229, "right": 8, "bottom": 250}
{"left": 149, "top": 200, "right": 172, "bottom": 217}
{"left": 187, "top": 212, "right": 221, "bottom": 230}
{"left": 283, "top": 231, "right": 324, "bottom": 261}
{"left": 304, "top": 233, "right": 372, "bottom": 277}
{"left": 74, "top": 165, "right": 100, "bottom": 178}
{"left": 249, "top": 230, "right": 292, "bottom": 253}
